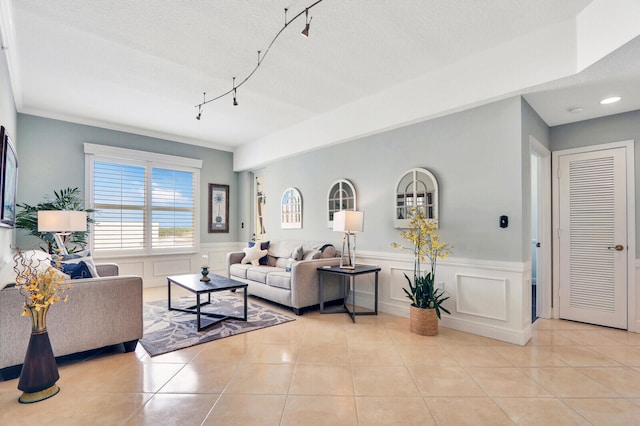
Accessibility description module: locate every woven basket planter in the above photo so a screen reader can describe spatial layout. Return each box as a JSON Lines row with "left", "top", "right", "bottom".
{"left": 409, "top": 305, "right": 438, "bottom": 336}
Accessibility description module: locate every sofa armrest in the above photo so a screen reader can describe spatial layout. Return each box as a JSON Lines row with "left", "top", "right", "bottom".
{"left": 95, "top": 263, "right": 119, "bottom": 277}
{"left": 289, "top": 257, "right": 341, "bottom": 309}
{"left": 226, "top": 251, "right": 245, "bottom": 276}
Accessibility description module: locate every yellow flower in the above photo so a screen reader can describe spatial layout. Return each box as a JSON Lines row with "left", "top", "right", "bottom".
{"left": 392, "top": 207, "right": 452, "bottom": 280}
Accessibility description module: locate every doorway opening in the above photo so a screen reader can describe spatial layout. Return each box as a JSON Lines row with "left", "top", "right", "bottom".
{"left": 530, "top": 137, "right": 552, "bottom": 322}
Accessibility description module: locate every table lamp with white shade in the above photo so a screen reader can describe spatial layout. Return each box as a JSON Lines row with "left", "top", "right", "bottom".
{"left": 37, "top": 210, "right": 87, "bottom": 255}
{"left": 333, "top": 210, "right": 364, "bottom": 269}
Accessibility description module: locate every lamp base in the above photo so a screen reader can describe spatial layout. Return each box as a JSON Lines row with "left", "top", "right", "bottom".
{"left": 340, "top": 232, "right": 357, "bottom": 269}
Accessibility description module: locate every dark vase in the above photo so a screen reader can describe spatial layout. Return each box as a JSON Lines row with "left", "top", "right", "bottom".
{"left": 17, "top": 305, "right": 60, "bottom": 403}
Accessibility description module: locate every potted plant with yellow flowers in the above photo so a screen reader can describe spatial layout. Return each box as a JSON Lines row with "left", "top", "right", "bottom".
{"left": 13, "top": 249, "right": 70, "bottom": 403}
{"left": 392, "top": 208, "right": 452, "bottom": 335}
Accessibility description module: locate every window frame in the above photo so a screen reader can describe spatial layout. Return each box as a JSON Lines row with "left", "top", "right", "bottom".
{"left": 84, "top": 143, "right": 202, "bottom": 257}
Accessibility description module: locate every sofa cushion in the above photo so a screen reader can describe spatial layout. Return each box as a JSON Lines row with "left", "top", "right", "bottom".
{"left": 58, "top": 250, "right": 100, "bottom": 278}
{"left": 275, "top": 258, "right": 290, "bottom": 269}
{"left": 267, "top": 240, "right": 301, "bottom": 258}
{"left": 266, "top": 271, "right": 292, "bottom": 290}
{"left": 319, "top": 244, "right": 337, "bottom": 258}
{"left": 247, "top": 241, "right": 269, "bottom": 265}
{"left": 241, "top": 245, "right": 268, "bottom": 266}
{"left": 303, "top": 250, "right": 321, "bottom": 260}
{"left": 59, "top": 261, "right": 93, "bottom": 279}
{"left": 246, "top": 266, "right": 286, "bottom": 284}
{"left": 229, "top": 263, "right": 251, "bottom": 279}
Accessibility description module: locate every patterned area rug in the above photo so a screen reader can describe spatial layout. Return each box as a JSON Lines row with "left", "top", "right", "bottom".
{"left": 139, "top": 295, "right": 295, "bottom": 356}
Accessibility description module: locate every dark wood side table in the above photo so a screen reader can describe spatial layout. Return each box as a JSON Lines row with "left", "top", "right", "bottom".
{"left": 317, "top": 264, "right": 381, "bottom": 323}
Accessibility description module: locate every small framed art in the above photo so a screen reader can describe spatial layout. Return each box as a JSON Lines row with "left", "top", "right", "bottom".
{"left": 208, "top": 183, "right": 229, "bottom": 233}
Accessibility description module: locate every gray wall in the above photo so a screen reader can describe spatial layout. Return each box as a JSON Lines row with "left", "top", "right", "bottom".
{"left": 550, "top": 110, "right": 640, "bottom": 253}
{"left": 247, "top": 97, "right": 529, "bottom": 262}
{"left": 16, "top": 114, "right": 238, "bottom": 249}
{"left": 0, "top": 51, "right": 17, "bottom": 275}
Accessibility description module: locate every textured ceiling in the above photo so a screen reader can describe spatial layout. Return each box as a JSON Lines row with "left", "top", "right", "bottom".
{"left": 2, "top": 0, "right": 640, "bottom": 167}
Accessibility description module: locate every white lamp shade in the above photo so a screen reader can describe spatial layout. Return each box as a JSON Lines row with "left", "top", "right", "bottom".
{"left": 38, "top": 210, "right": 87, "bottom": 232}
{"left": 333, "top": 210, "right": 364, "bottom": 233}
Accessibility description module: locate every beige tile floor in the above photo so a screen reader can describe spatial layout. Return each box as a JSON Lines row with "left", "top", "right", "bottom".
{"left": 2, "top": 286, "right": 640, "bottom": 425}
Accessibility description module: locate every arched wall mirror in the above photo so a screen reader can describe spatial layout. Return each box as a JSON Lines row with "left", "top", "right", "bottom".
{"left": 327, "top": 179, "right": 357, "bottom": 228}
{"left": 394, "top": 167, "right": 438, "bottom": 228}
{"left": 281, "top": 187, "right": 302, "bottom": 229}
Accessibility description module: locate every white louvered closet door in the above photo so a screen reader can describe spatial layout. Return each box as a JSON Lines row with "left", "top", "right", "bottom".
{"left": 558, "top": 147, "right": 627, "bottom": 329}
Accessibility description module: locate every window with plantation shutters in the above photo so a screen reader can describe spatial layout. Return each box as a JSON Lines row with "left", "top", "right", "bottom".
{"left": 84, "top": 143, "right": 202, "bottom": 255}
{"left": 151, "top": 168, "right": 195, "bottom": 248}
{"left": 93, "top": 161, "right": 146, "bottom": 251}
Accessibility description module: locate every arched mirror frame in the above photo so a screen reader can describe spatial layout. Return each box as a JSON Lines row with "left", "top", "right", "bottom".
{"left": 394, "top": 167, "right": 438, "bottom": 228}
{"left": 326, "top": 179, "right": 357, "bottom": 228}
{"left": 281, "top": 187, "right": 302, "bottom": 229}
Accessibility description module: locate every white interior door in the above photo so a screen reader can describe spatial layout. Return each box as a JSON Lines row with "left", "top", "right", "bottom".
{"left": 558, "top": 147, "right": 627, "bottom": 329}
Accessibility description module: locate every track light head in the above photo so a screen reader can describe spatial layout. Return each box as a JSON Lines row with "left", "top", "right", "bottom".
{"left": 196, "top": 93, "right": 205, "bottom": 120}
{"left": 301, "top": 9, "right": 312, "bottom": 37}
{"left": 232, "top": 79, "right": 238, "bottom": 106}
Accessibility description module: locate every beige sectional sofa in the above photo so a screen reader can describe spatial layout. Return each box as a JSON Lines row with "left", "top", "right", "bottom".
{"left": 227, "top": 240, "right": 344, "bottom": 315}
{"left": 0, "top": 262, "right": 143, "bottom": 373}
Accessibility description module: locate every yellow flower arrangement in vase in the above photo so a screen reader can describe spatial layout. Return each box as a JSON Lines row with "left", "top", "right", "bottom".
{"left": 13, "top": 249, "right": 70, "bottom": 318}
{"left": 13, "top": 249, "right": 70, "bottom": 403}
{"left": 392, "top": 208, "right": 452, "bottom": 318}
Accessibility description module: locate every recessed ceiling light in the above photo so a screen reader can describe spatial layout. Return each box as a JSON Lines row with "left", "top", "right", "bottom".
{"left": 600, "top": 96, "right": 621, "bottom": 105}
{"left": 568, "top": 106, "right": 584, "bottom": 113}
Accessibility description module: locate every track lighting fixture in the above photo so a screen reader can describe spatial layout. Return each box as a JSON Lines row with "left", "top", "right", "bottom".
{"left": 195, "top": 0, "right": 323, "bottom": 119}
{"left": 301, "top": 8, "right": 312, "bottom": 37}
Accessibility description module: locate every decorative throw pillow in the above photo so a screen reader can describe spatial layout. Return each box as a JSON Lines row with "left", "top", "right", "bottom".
{"left": 241, "top": 245, "right": 269, "bottom": 266}
{"left": 248, "top": 241, "right": 270, "bottom": 265}
{"left": 59, "top": 261, "right": 93, "bottom": 279}
{"left": 290, "top": 245, "right": 304, "bottom": 261}
{"left": 320, "top": 244, "right": 337, "bottom": 258}
{"left": 303, "top": 250, "right": 321, "bottom": 260}
{"left": 58, "top": 250, "right": 99, "bottom": 278}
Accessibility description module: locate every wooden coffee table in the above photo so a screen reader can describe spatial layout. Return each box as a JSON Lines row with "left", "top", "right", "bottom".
{"left": 167, "top": 273, "right": 248, "bottom": 331}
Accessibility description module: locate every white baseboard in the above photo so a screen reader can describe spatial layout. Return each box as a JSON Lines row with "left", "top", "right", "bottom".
{"left": 440, "top": 315, "right": 532, "bottom": 346}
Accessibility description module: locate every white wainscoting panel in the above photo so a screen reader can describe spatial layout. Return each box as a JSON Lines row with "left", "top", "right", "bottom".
{"left": 94, "top": 242, "right": 244, "bottom": 288}
{"left": 389, "top": 267, "right": 413, "bottom": 303}
{"left": 154, "top": 259, "right": 192, "bottom": 276}
{"left": 117, "top": 261, "right": 145, "bottom": 278}
{"left": 455, "top": 273, "right": 507, "bottom": 321}
{"left": 356, "top": 250, "right": 531, "bottom": 345}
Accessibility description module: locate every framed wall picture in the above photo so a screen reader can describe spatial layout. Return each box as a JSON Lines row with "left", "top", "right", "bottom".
{"left": 0, "top": 126, "right": 17, "bottom": 228}
{"left": 208, "top": 183, "right": 229, "bottom": 233}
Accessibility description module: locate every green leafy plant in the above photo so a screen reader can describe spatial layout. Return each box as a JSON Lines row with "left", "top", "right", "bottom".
{"left": 392, "top": 208, "right": 452, "bottom": 318}
{"left": 15, "top": 187, "right": 94, "bottom": 254}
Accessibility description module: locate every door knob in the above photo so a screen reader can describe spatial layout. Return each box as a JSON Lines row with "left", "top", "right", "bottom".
{"left": 607, "top": 244, "right": 624, "bottom": 251}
